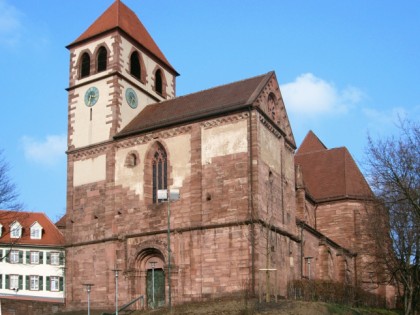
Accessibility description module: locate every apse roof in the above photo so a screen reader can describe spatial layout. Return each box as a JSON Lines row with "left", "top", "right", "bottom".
{"left": 68, "top": 0, "right": 176, "bottom": 74}
{"left": 295, "top": 131, "right": 373, "bottom": 201}
{"left": 117, "top": 71, "right": 275, "bottom": 138}
{"left": 0, "top": 210, "right": 64, "bottom": 247}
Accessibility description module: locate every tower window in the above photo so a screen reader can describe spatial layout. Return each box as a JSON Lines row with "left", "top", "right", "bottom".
{"left": 152, "top": 144, "right": 167, "bottom": 203}
{"left": 155, "top": 69, "right": 163, "bottom": 95}
{"left": 130, "top": 51, "right": 141, "bottom": 79}
{"left": 81, "top": 53, "right": 90, "bottom": 78}
{"left": 97, "top": 46, "right": 107, "bottom": 72}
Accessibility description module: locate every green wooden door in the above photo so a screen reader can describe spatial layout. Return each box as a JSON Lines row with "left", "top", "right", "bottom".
{"left": 146, "top": 269, "right": 165, "bottom": 309}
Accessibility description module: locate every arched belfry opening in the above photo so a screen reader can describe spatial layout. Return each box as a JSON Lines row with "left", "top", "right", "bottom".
{"left": 135, "top": 248, "right": 166, "bottom": 309}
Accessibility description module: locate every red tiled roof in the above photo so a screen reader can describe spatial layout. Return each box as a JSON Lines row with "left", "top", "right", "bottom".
{"left": 68, "top": 0, "right": 177, "bottom": 74}
{"left": 117, "top": 72, "right": 274, "bottom": 138}
{"left": 55, "top": 215, "right": 66, "bottom": 229}
{"left": 296, "top": 130, "right": 327, "bottom": 155}
{"left": 295, "top": 132, "right": 373, "bottom": 201}
{"left": 0, "top": 210, "right": 64, "bottom": 247}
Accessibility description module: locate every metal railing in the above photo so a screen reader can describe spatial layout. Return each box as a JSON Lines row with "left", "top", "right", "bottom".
{"left": 102, "top": 295, "right": 144, "bottom": 315}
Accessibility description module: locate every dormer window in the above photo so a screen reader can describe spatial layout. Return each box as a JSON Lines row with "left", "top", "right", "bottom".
{"left": 10, "top": 221, "right": 22, "bottom": 239}
{"left": 0, "top": 223, "right": 2, "bottom": 237}
{"left": 30, "top": 222, "right": 43, "bottom": 240}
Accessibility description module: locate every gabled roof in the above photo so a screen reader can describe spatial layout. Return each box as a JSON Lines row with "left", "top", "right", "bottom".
{"left": 68, "top": 0, "right": 176, "bottom": 74}
{"left": 295, "top": 131, "right": 373, "bottom": 201}
{"left": 0, "top": 210, "right": 64, "bottom": 247}
{"left": 117, "top": 72, "right": 274, "bottom": 138}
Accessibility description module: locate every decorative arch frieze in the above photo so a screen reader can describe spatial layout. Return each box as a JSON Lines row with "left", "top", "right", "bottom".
{"left": 115, "top": 126, "right": 192, "bottom": 149}
{"left": 200, "top": 112, "right": 249, "bottom": 129}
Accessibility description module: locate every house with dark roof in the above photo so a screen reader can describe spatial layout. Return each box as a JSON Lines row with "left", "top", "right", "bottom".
{"left": 0, "top": 210, "right": 65, "bottom": 311}
{"left": 61, "top": 0, "right": 393, "bottom": 312}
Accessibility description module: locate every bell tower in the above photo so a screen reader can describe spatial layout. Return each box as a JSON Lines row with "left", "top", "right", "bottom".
{"left": 66, "top": 0, "right": 178, "bottom": 151}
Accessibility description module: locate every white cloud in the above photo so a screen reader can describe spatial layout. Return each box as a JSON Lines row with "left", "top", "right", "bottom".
{"left": 22, "top": 135, "right": 67, "bottom": 167}
{"left": 0, "top": 0, "right": 23, "bottom": 47}
{"left": 281, "top": 73, "right": 364, "bottom": 116}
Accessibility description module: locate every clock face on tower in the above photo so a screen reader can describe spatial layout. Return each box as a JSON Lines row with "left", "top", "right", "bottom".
{"left": 84, "top": 87, "right": 99, "bottom": 107}
{"left": 125, "top": 88, "right": 138, "bottom": 109}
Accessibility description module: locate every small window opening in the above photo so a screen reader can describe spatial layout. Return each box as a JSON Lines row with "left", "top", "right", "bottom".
{"left": 97, "top": 47, "right": 107, "bottom": 72}
{"left": 155, "top": 69, "right": 163, "bottom": 94}
{"left": 130, "top": 51, "right": 141, "bottom": 79}
{"left": 81, "top": 53, "right": 90, "bottom": 78}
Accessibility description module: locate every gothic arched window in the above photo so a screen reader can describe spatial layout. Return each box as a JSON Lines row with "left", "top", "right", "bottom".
{"left": 155, "top": 69, "right": 163, "bottom": 95}
{"left": 152, "top": 145, "right": 167, "bottom": 203}
{"left": 81, "top": 53, "right": 90, "bottom": 78}
{"left": 130, "top": 51, "right": 141, "bottom": 79}
{"left": 97, "top": 46, "right": 107, "bottom": 72}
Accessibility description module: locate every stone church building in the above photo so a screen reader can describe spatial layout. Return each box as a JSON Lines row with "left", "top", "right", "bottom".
{"left": 63, "top": 0, "right": 393, "bottom": 311}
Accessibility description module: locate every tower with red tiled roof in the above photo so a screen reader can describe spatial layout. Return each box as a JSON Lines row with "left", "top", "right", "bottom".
{"left": 66, "top": 0, "right": 178, "bottom": 151}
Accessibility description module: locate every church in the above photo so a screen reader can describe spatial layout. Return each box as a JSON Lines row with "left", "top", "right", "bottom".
{"left": 63, "top": 0, "right": 394, "bottom": 311}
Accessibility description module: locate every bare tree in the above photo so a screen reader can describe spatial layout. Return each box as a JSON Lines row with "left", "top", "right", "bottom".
{"left": 0, "top": 149, "right": 24, "bottom": 263}
{"left": 364, "top": 119, "right": 419, "bottom": 315}
{"left": 0, "top": 149, "right": 22, "bottom": 210}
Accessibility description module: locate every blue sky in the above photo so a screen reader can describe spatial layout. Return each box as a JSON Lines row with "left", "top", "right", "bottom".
{"left": 0, "top": 0, "right": 419, "bottom": 221}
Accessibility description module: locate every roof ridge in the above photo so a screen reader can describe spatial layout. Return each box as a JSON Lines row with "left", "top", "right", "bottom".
{"left": 157, "top": 72, "right": 273, "bottom": 106}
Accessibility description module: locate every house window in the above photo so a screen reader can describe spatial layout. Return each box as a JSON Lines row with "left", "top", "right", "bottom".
{"left": 30, "top": 275, "right": 39, "bottom": 290}
{"left": 155, "top": 69, "right": 163, "bottom": 94}
{"left": 50, "top": 252, "right": 60, "bottom": 265}
{"left": 30, "top": 251, "right": 40, "bottom": 264}
{"left": 81, "top": 52, "right": 90, "bottom": 78}
{"left": 10, "top": 250, "right": 20, "bottom": 264}
{"left": 9, "top": 274, "right": 19, "bottom": 290}
{"left": 97, "top": 46, "right": 107, "bottom": 72}
{"left": 130, "top": 51, "right": 141, "bottom": 79}
{"left": 50, "top": 276, "right": 59, "bottom": 291}
{"left": 152, "top": 144, "right": 167, "bottom": 203}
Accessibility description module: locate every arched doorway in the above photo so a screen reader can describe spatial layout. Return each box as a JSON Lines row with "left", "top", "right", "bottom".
{"left": 136, "top": 248, "right": 166, "bottom": 309}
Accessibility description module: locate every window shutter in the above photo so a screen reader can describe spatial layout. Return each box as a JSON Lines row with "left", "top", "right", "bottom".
{"left": 59, "top": 276, "right": 64, "bottom": 291}
{"left": 39, "top": 276, "right": 43, "bottom": 291}
{"left": 5, "top": 275, "right": 9, "bottom": 289}
{"left": 46, "top": 252, "right": 51, "bottom": 265}
{"left": 0, "top": 274, "right": 2, "bottom": 289}
{"left": 40, "top": 252, "right": 44, "bottom": 264}
{"left": 26, "top": 275, "right": 29, "bottom": 290}
{"left": 0, "top": 249, "right": 3, "bottom": 260}
{"left": 19, "top": 275, "right": 23, "bottom": 290}
{"left": 26, "top": 251, "right": 30, "bottom": 264}
{"left": 19, "top": 251, "right": 23, "bottom": 264}
{"left": 6, "top": 250, "right": 10, "bottom": 263}
{"left": 46, "top": 276, "right": 51, "bottom": 291}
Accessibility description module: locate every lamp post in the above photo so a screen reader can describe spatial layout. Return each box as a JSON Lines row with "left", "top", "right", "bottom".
{"left": 112, "top": 267, "right": 122, "bottom": 315}
{"left": 83, "top": 283, "right": 94, "bottom": 315}
{"left": 158, "top": 188, "right": 179, "bottom": 312}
